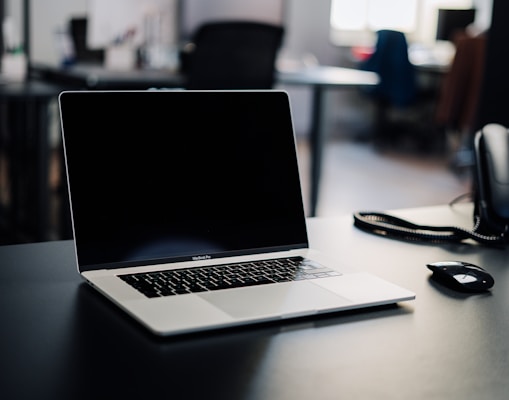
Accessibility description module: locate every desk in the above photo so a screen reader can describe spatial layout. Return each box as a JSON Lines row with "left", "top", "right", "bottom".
{"left": 32, "top": 63, "right": 378, "bottom": 217}
{"left": 277, "top": 66, "right": 378, "bottom": 216}
{"left": 2, "top": 203, "right": 508, "bottom": 400}
{"left": 31, "top": 62, "right": 185, "bottom": 90}
{"left": 0, "top": 80, "right": 64, "bottom": 242}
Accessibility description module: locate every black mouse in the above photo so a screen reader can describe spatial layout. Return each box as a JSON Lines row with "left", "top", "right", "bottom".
{"left": 426, "top": 261, "right": 494, "bottom": 292}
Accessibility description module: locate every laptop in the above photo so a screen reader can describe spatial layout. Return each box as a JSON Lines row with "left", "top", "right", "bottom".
{"left": 59, "top": 89, "right": 414, "bottom": 336}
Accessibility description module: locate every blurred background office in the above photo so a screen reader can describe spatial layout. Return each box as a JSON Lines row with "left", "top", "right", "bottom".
{"left": 0, "top": 0, "right": 505, "bottom": 245}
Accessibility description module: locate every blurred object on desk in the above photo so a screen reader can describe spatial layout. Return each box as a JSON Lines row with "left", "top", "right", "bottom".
{"left": 1, "top": 16, "right": 27, "bottom": 82}
{"left": 68, "top": 17, "right": 104, "bottom": 65}
{"left": 105, "top": 44, "right": 137, "bottom": 71}
{"left": 408, "top": 41, "right": 455, "bottom": 74}
{"left": 1, "top": 51, "right": 27, "bottom": 82}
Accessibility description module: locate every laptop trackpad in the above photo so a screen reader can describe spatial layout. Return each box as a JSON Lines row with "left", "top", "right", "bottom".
{"left": 199, "top": 281, "right": 352, "bottom": 319}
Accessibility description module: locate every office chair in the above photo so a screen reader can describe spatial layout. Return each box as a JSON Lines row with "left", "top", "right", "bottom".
{"left": 435, "top": 30, "right": 487, "bottom": 167}
{"left": 360, "top": 30, "right": 436, "bottom": 149}
{"left": 184, "top": 21, "right": 284, "bottom": 90}
{"left": 360, "top": 30, "right": 417, "bottom": 108}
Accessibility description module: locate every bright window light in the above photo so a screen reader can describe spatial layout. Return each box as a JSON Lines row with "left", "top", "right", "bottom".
{"left": 367, "top": 0, "right": 418, "bottom": 32}
{"left": 330, "top": 0, "right": 476, "bottom": 45}
{"left": 331, "top": 0, "right": 418, "bottom": 33}
{"left": 330, "top": 0, "right": 368, "bottom": 31}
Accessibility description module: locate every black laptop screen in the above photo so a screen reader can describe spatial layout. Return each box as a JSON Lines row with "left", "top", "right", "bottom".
{"left": 59, "top": 90, "right": 308, "bottom": 270}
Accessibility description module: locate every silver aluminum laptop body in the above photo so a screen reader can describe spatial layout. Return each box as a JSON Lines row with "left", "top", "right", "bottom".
{"left": 59, "top": 90, "right": 414, "bottom": 336}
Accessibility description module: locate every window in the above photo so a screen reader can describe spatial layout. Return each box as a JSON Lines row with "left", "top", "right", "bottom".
{"left": 330, "top": 0, "right": 418, "bottom": 33}
{"left": 330, "top": 0, "right": 475, "bottom": 46}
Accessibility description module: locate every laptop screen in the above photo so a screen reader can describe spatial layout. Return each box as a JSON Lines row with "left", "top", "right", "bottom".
{"left": 59, "top": 90, "right": 308, "bottom": 271}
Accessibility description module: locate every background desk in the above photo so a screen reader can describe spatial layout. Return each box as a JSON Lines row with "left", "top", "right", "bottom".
{"left": 277, "top": 66, "right": 378, "bottom": 216}
{"left": 32, "top": 63, "right": 185, "bottom": 90}
{"left": 1, "top": 203, "right": 508, "bottom": 400}
{"left": 0, "top": 80, "right": 64, "bottom": 243}
{"left": 32, "top": 63, "right": 378, "bottom": 217}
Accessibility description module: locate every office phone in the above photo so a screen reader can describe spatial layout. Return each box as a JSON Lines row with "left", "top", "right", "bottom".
{"left": 353, "top": 124, "right": 509, "bottom": 246}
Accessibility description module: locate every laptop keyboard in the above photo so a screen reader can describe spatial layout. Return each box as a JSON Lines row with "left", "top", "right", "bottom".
{"left": 118, "top": 256, "right": 341, "bottom": 298}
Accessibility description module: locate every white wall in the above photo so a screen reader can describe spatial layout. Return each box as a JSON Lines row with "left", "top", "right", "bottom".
{"left": 284, "top": 0, "right": 341, "bottom": 65}
{"left": 4, "top": 0, "right": 340, "bottom": 134}
{"left": 5, "top": 0, "right": 341, "bottom": 66}
{"left": 6, "top": 0, "right": 494, "bottom": 65}
{"left": 6, "top": 0, "right": 88, "bottom": 64}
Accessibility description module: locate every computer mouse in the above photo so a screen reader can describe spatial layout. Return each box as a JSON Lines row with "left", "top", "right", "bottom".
{"left": 426, "top": 261, "right": 494, "bottom": 292}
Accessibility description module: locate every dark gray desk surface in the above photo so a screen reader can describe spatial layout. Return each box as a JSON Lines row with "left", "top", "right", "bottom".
{"left": 1, "top": 203, "right": 508, "bottom": 400}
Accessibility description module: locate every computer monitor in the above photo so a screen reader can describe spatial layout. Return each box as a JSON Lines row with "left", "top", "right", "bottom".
{"left": 436, "top": 8, "right": 476, "bottom": 41}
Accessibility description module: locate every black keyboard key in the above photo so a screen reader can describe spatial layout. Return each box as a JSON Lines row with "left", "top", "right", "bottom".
{"left": 118, "top": 256, "right": 340, "bottom": 298}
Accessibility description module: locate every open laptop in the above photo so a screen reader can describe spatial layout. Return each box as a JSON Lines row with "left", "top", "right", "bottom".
{"left": 59, "top": 90, "right": 414, "bottom": 336}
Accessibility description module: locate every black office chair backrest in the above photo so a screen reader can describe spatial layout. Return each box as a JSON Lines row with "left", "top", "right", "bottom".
{"left": 184, "top": 21, "right": 284, "bottom": 90}
{"left": 360, "top": 29, "right": 417, "bottom": 108}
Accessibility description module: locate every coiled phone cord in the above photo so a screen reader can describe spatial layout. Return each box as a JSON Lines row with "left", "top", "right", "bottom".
{"left": 353, "top": 211, "right": 507, "bottom": 246}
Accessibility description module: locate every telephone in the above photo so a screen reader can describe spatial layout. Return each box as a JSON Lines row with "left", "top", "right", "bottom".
{"left": 473, "top": 123, "right": 509, "bottom": 236}
{"left": 353, "top": 124, "right": 509, "bottom": 246}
